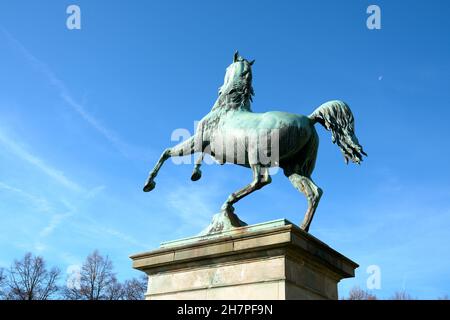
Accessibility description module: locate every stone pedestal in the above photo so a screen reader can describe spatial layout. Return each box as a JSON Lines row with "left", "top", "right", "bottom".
{"left": 130, "top": 219, "right": 358, "bottom": 300}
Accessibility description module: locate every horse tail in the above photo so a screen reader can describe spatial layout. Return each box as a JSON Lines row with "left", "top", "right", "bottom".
{"left": 308, "top": 100, "right": 367, "bottom": 164}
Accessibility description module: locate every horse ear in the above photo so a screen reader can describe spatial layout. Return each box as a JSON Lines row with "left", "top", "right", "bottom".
{"left": 249, "top": 59, "right": 255, "bottom": 65}
{"left": 233, "top": 51, "right": 239, "bottom": 63}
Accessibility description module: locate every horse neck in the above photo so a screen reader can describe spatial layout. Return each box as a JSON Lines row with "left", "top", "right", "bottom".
{"left": 211, "top": 92, "right": 252, "bottom": 113}
{"left": 201, "top": 95, "right": 251, "bottom": 136}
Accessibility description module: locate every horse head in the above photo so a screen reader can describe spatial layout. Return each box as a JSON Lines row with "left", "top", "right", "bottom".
{"left": 218, "top": 51, "right": 255, "bottom": 100}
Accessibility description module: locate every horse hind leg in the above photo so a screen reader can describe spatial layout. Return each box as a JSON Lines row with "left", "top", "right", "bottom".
{"left": 221, "top": 165, "right": 272, "bottom": 212}
{"left": 288, "top": 173, "right": 323, "bottom": 232}
{"left": 200, "top": 165, "right": 271, "bottom": 234}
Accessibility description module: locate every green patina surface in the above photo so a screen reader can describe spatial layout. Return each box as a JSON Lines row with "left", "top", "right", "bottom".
{"left": 143, "top": 52, "right": 366, "bottom": 235}
{"left": 160, "top": 218, "right": 292, "bottom": 248}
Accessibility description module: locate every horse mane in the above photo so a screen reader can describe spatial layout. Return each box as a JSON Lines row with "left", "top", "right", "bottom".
{"left": 212, "top": 66, "right": 254, "bottom": 112}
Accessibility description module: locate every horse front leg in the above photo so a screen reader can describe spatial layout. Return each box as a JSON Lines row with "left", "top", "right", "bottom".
{"left": 190, "top": 152, "right": 204, "bottom": 181}
{"left": 143, "top": 136, "right": 198, "bottom": 192}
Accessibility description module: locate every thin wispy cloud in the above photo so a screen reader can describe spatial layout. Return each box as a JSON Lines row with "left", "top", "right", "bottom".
{"left": 72, "top": 214, "right": 148, "bottom": 250}
{"left": 1, "top": 28, "right": 141, "bottom": 159}
{"left": 166, "top": 184, "right": 217, "bottom": 233}
{"left": 0, "top": 181, "right": 51, "bottom": 212}
{"left": 101, "top": 227, "right": 146, "bottom": 249}
{"left": 324, "top": 179, "right": 450, "bottom": 299}
{"left": 30, "top": 196, "right": 147, "bottom": 253}
{"left": 85, "top": 185, "right": 106, "bottom": 199}
{"left": 12, "top": 207, "right": 74, "bottom": 254}
{"left": 39, "top": 212, "right": 73, "bottom": 238}
{"left": 0, "top": 130, "right": 83, "bottom": 192}
{"left": 33, "top": 213, "right": 71, "bottom": 252}
{"left": 34, "top": 211, "right": 74, "bottom": 252}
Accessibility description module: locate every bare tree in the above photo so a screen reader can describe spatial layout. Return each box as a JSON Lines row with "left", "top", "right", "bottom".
{"left": 0, "top": 268, "right": 7, "bottom": 299}
{"left": 391, "top": 290, "right": 414, "bottom": 300}
{"left": 344, "top": 286, "right": 377, "bottom": 300}
{"left": 122, "top": 274, "right": 147, "bottom": 300}
{"left": 7, "top": 253, "right": 60, "bottom": 300}
{"left": 105, "top": 277, "right": 124, "bottom": 300}
{"left": 63, "top": 250, "right": 119, "bottom": 300}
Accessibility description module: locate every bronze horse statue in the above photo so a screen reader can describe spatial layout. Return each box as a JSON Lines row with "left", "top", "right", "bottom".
{"left": 143, "top": 52, "right": 366, "bottom": 234}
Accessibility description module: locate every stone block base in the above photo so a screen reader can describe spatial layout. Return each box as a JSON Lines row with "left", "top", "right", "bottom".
{"left": 130, "top": 219, "right": 358, "bottom": 300}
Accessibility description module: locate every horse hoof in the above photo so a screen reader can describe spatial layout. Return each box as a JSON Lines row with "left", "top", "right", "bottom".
{"left": 220, "top": 204, "right": 235, "bottom": 213}
{"left": 191, "top": 170, "right": 202, "bottom": 181}
{"left": 143, "top": 180, "right": 156, "bottom": 192}
{"left": 300, "top": 224, "right": 309, "bottom": 233}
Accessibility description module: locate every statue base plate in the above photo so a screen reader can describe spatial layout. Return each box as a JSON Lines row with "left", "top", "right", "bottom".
{"left": 130, "top": 219, "right": 358, "bottom": 300}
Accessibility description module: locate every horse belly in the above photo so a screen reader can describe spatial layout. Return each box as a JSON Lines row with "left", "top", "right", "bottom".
{"left": 257, "top": 113, "right": 313, "bottom": 161}
{"left": 276, "top": 125, "right": 312, "bottom": 161}
{"left": 209, "top": 131, "right": 251, "bottom": 166}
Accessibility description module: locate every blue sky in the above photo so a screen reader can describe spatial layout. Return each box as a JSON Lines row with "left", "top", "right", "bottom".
{"left": 0, "top": 0, "right": 449, "bottom": 299}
